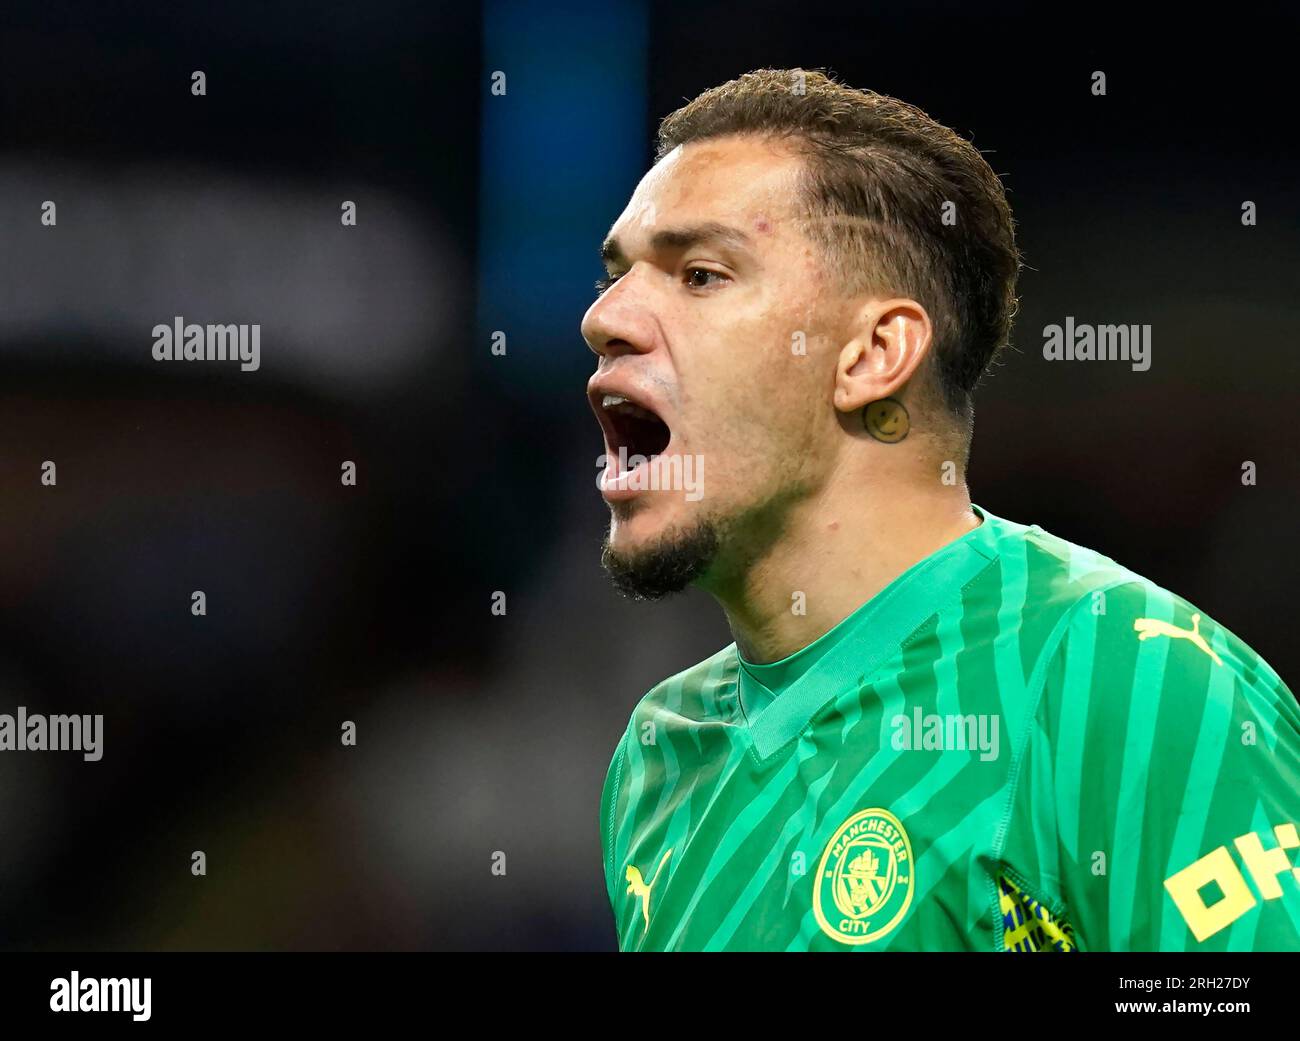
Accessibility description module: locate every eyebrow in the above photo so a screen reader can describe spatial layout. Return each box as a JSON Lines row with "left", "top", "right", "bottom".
{"left": 600, "top": 221, "right": 755, "bottom": 266}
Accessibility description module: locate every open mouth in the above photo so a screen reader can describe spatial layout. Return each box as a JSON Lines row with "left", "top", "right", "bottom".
{"left": 600, "top": 394, "right": 672, "bottom": 460}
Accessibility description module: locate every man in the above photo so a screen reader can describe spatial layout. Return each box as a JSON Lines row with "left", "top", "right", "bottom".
{"left": 581, "top": 69, "right": 1300, "bottom": 951}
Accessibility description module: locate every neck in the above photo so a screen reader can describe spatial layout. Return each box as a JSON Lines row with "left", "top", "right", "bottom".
{"left": 710, "top": 479, "right": 980, "bottom": 664}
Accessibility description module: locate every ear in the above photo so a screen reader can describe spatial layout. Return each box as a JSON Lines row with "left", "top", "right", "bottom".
{"left": 832, "top": 299, "right": 933, "bottom": 416}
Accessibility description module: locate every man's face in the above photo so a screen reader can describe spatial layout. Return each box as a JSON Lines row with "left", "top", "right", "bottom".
{"left": 582, "top": 134, "right": 850, "bottom": 597}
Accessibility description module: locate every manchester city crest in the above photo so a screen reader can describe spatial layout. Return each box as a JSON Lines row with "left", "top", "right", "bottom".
{"left": 813, "top": 807, "right": 914, "bottom": 945}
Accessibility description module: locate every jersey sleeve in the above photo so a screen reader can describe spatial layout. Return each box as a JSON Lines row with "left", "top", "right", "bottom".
{"left": 598, "top": 725, "right": 631, "bottom": 913}
{"left": 1003, "top": 579, "right": 1300, "bottom": 951}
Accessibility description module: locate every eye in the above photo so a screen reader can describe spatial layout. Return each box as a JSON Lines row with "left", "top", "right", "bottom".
{"left": 684, "top": 267, "right": 728, "bottom": 290}
{"left": 594, "top": 274, "right": 622, "bottom": 296}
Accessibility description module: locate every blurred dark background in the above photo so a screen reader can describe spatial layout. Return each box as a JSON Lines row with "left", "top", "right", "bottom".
{"left": 0, "top": 0, "right": 1294, "bottom": 950}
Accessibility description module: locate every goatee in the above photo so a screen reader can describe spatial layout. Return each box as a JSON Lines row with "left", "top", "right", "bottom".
{"left": 600, "top": 519, "right": 720, "bottom": 600}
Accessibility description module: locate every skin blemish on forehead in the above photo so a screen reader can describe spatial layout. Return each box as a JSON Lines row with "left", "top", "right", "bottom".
{"left": 754, "top": 216, "right": 772, "bottom": 234}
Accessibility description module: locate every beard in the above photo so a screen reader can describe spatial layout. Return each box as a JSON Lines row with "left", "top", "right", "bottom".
{"left": 600, "top": 514, "right": 721, "bottom": 601}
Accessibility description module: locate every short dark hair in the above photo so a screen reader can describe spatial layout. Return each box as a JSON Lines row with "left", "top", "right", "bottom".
{"left": 657, "top": 68, "right": 1020, "bottom": 420}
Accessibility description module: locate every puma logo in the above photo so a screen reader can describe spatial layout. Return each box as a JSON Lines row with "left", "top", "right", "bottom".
{"left": 1133, "top": 613, "right": 1223, "bottom": 666}
{"left": 626, "top": 848, "right": 673, "bottom": 929}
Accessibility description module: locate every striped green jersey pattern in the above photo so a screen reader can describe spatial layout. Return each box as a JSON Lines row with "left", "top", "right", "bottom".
{"left": 598, "top": 505, "right": 1300, "bottom": 951}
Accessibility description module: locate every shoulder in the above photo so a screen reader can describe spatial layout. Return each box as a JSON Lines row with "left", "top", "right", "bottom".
{"left": 972, "top": 509, "right": 1153, "bottom": 657}
{"left": 1033, "top": 563, "right": 1297, "bottom": 752}
{"left": 598, "top": 644, "right": 738, "bottom": 895}
{"left": 988, "top": 511, "right": 1274, "bottom": 689}
{"left": 978, "top": 510, "right": 1294, "bottom": 740}
{"left": 602, "top": 641, "right": 740, "bottom": 788}
{"left": 1005, "top": 512, "right": 1150, "bottom": 617}
{"left": 622, "top": 642, "right": 740, "bottom": 728}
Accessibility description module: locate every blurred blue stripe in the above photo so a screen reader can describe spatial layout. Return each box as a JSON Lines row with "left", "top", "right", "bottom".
{"left": 477, "top": 0, "right": 648, "bottom": 392}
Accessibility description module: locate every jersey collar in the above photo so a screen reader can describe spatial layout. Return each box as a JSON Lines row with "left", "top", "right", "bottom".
{"left": 741, "top": 504, "right": 1003, "bottom": 761}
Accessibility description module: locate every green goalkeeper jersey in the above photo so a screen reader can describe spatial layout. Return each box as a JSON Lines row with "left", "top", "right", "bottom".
{"left": 598, "top": 505, "right": 1300, "bottom": 951}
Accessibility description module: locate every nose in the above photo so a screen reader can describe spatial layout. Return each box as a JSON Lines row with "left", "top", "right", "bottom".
{"left": 580, "top": 270, "right": 655, "bottom": 361}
